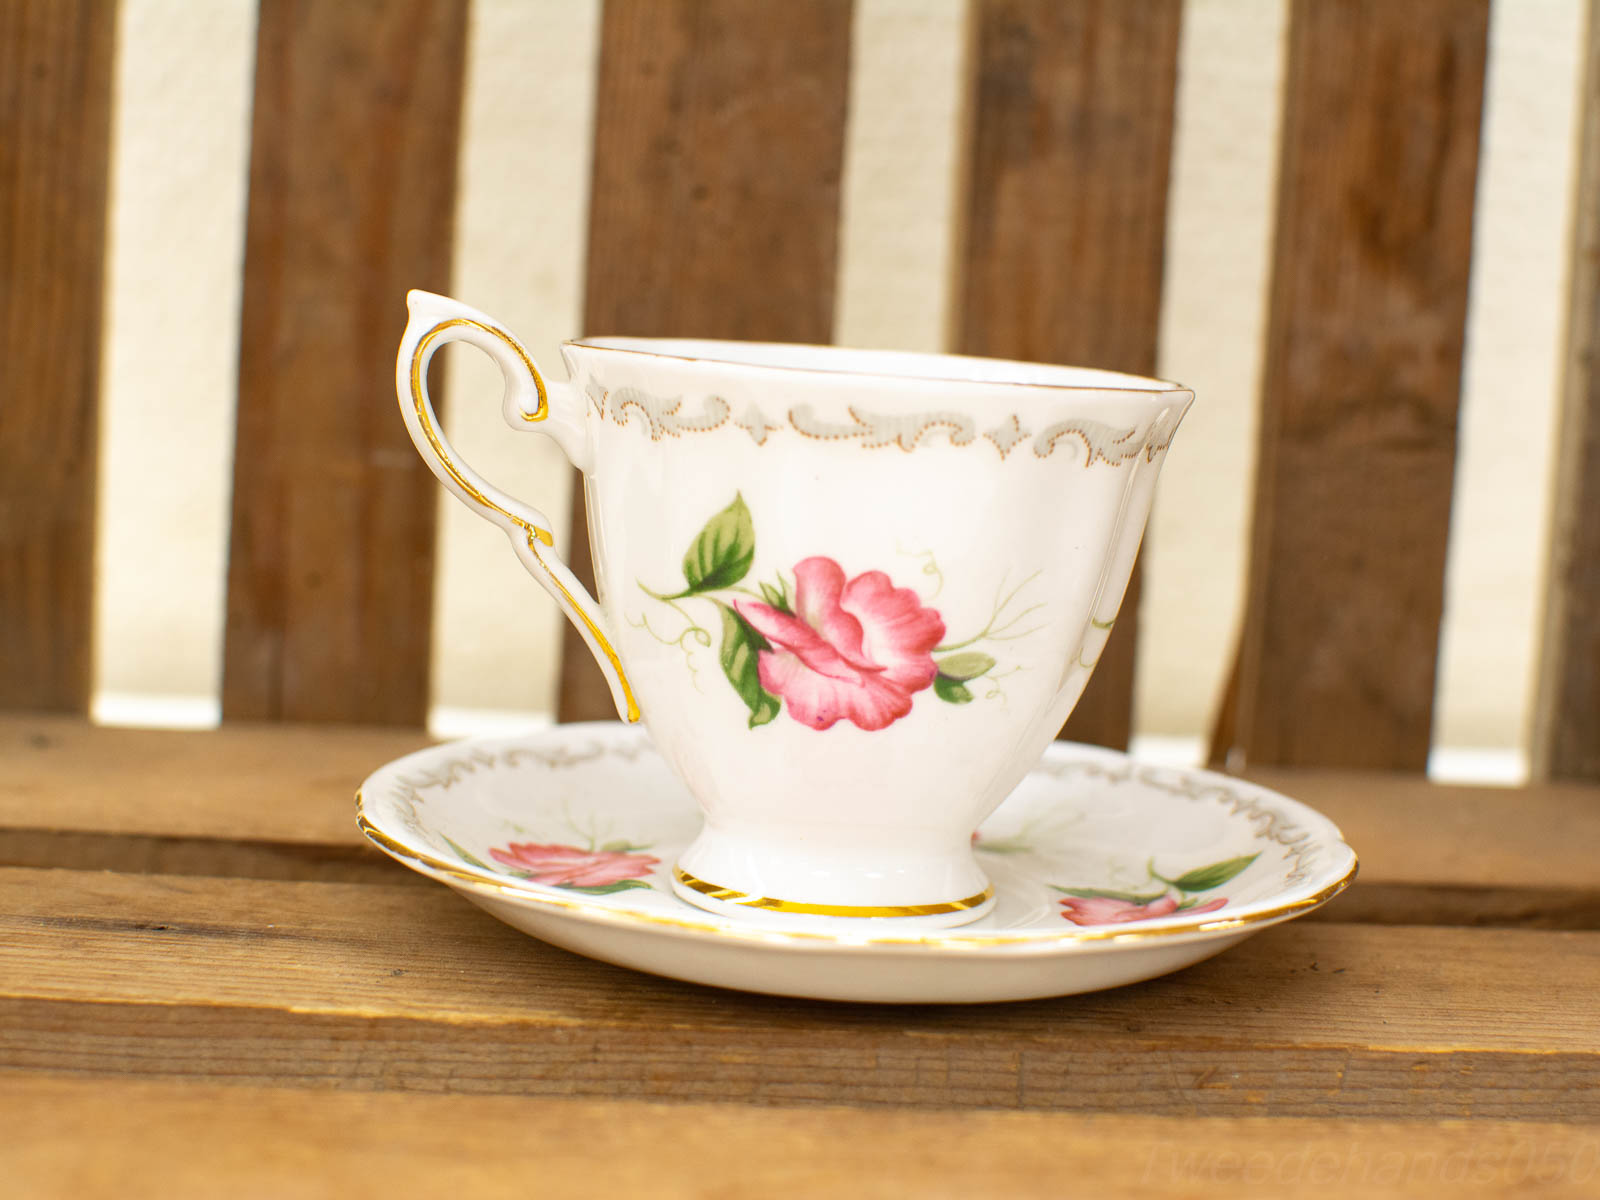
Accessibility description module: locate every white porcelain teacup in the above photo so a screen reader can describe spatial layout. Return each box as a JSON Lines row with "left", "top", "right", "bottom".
{"left": 396, "top": 291, "right": 1191, "bottom": 928}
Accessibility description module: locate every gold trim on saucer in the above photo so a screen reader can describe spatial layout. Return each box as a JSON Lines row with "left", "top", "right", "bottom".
{"left": 672, "top": 866, "right": 993, "bottom": 918}
{"left": 356, "top": 789, "right": 1359, "bottom": 953}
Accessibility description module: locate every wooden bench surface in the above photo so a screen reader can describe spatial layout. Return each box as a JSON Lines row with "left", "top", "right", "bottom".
{"left": 4, "top": 717, "right": 1598, "bottom": 1195}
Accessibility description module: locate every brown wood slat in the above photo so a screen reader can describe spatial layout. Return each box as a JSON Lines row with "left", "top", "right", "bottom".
{"left": 958, "top": 0, "right": 1183, "bottom": 750}
{"left": 7, "top": 718, "right": 1600, "bottom": 929}
{"left": 1536, "top": 0, "right": 1600, "bottom": 782}
{"left": 9, "top": 1078, "right": 1600, "bottom": 1200}
{"left": 1220, "top": 0, "right": 1489, "bottom": 770}
{"left": 5, "top": 867, "right": 1599, "bottom": 1118}
{"left": 557, "top": 0, "right": 854, "bottom": 720}
{"left": 0, "top": 0, "right": 116, "bottom": 712}
{"left": 222, "top": 0, "right": 468, "bottom": 725}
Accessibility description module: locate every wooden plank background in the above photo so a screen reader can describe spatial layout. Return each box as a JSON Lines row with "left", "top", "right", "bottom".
{"left": 1217, "top": 0, "right": 1491, "bottom": 770}
{"left": 222, "top": 0, "right": 468, "bottom": 724}
{"left": 959, "top": 0, "right": 1183, "bottom": 750}
{"left": 0, "top": 0, "right": 1592, "bottom": 782}
{"left": 0, "top": 0, "right": 116, "bottom": 713}
{"left": 558, "top": 0, "right": 855, "bottom": 721}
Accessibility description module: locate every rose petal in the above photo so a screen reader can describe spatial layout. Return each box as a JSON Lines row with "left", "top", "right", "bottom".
{"left": 759, "top": 648, "right": 914, "bottom": 732}
{"left": 735, "top": 599, "right": 869, "bottom": 684}
{"left": 792, "top": 557, "right": 873, "bottom": 668}
{"left": 838, "top": 570, "right": 945, "bottom": 691}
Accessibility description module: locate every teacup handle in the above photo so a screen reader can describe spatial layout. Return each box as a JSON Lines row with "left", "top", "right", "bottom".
{"left": 395, "top": 290, "right": 640, "bottom": 723}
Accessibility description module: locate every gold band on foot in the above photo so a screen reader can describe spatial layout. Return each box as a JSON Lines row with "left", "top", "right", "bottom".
{"left": 673, "top": 866, "right": 993, "bottom": 918}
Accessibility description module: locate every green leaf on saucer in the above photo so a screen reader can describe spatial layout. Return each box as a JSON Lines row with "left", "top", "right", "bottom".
{"left": 718, "top": 603, "right": 781, "bottom": 728}
{"left": 443, "top": 835, "right": 494, "bottom": 872}
{"left": 935, "top": 651, "right": 995, "bottom": 682}
{"left": 563, "top": 879, "right": 653, "bottom": 895}
{"left": 1052, "top": 885, "right": 1168, "bottom": 904}
{"left": 600, "top": 839, "right": 638, "bottom": 853}
{"left": 934, "top": 674, "right": 973, "bottom": 704}
{"left": 681, "top": 493, "right": 755, "bottom": 594}
{"left": 1169, "top": 853, "right": 1259, "bottom": 893}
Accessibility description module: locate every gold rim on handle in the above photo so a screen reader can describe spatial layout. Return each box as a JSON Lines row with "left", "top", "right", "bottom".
{"left": 407, "top": 316, "right": 640, "bottom": 722}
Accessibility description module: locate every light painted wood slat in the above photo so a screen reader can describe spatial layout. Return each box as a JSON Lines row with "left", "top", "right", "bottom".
{"left": 1221, "top": 0, "right": 1490, "bottom": 770}
{"left": 557, "top": 0, "right": 854, "bottom": 721}
{"left": 7, "top": 1077, "right": 1600, "bottom": 1199}
{"left": 958, "top": 0, "right": 1184, "bottom": 750}
{"left": 0, "top": 0, "right": 116, "bottom": 712}
{"left": 222, "top": 0, "right": 468, "bottom": 725}
{"left": 3, "top": 867, "right": 1599, "bottom": 1117}
{"left": 4, "top": 718, "right": 1600, "bottom": 929}
{"left": 1536, "top": 0, "right": 1600, "bottom": 782}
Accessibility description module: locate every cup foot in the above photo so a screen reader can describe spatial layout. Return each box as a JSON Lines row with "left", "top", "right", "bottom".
{"left": 670, "top": 864, "right": 997, "bottom": 930}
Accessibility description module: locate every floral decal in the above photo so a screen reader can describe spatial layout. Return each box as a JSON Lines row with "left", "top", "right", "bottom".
{"left": 635, "top": 494, "right": 1039, "bottom": 731}
{"left": 1051, "top": 853, "right": 1258, "bottom": 926}
{"left": 443, "top": 834, "right": 659, "bottom": 896}
{"left": 490, "top": 843, "right": 660, "bottom": 889}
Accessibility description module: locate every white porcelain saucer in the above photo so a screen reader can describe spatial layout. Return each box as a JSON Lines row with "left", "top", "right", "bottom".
{"left": 357, "top": 723, "right": 1357, "bottom": 1004}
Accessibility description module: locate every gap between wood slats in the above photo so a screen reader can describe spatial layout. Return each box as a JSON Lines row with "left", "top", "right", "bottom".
{"left": 1218, "top": 0, "right": 1490, "bottom": 771}
{"left": 222, "top": 0, "right": 467, "bottom": 725}
{"left": 958, "top": 0, "right": 1183, "bottom": 750}
{"left": 427, "top": 0, "right": 600, "bottom": 729}
{"left": 91, "top": 0, "right": 257, "bottom": 726}
{"left": 557, "top": 0, "right": 855, "bottom": 721}
{"left": 0, "top": 0, "right": 116, "bottom": 713}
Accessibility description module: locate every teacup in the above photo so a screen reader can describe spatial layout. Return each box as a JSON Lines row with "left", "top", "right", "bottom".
{"left": 396, "top": 291, "right": 1191, "bottom": 928}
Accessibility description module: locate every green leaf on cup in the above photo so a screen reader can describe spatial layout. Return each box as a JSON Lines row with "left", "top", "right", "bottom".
{"left": 759, "top": 578, "right": 793, "bottom": 614}
{"left": 681, "top": 493, "right": 755, "bottom": 594}
{"left": 933, "top": 674, "right": 973, "bottom": 704}
{"left": 935, "top": 651, "right": 995, "bottom": 682}
{"left": 718, "top": 603, "right": 780, "bottom": 728}
{"left": 564, "top": 879, "right": 653, "bottom": 895}
{"left": 1168, "top": 853, "right": 1259, "bottom": 893}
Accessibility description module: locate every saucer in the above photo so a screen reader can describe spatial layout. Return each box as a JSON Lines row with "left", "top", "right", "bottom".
{"left": 357, "top": 723, "right": 1357, "bottom": 1004}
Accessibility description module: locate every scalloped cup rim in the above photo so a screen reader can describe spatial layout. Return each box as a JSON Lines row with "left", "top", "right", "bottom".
{"left": 564, "top": 336, "right": 1192, "bottom": 398}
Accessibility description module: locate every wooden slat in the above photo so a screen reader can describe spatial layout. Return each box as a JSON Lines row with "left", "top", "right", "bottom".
{"left": 4, "top": 867, "right": 1599, "bottom": 1118}
{"left": 5, "top": 719, "right": 1600, "bottom": 928}
{"left": 7, "top": 1078, "right": 1599, "bottom": 1200}
{"left": 957, "top": 0, "right": 1183, "bottom": 750}
{"left": 0, "top": 0, "right": 116, "bottom": 712}
{"left": 557, "top": 0, "right": 854, "bottom": 721}
{"left": 221, "top": 0, "right": 468, "bottom": 725}
{"left": 1219, "top": 0, "right": 1490, "bottom": 770}
{"left": 1536, "top": 0, "right": 1600, "bottom": 782}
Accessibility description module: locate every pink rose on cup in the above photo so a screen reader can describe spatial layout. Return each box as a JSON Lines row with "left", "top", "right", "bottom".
{"left": 489, "top": 842, "right": 660, "bottom": 887}
{"left": 735, "top": 556, "right": 945, "bottom": 732}
{"left": 1059, "top": 894, "right": 1227, "bottom": 926}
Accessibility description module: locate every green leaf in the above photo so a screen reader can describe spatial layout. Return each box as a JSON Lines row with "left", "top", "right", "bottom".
{"left": 718, "top": 603, "right": 781, "bottom": 728}
{"left": 443, "top": 836, "right": 494, "bottom": 872}
{"left": 934, "top": 674, "right": 973, "bottom": 704}
{"left": 759, "top": 578, "right": 793, "bottom": 614}
{"left": 935, "top": 651, "right": 995, "bottom": 682}
{"left": 1052, "top": 885, "right": 1168, "bottom": 904}
{"left": 1169, "top": 853, "right": 1259, "bottom": 893}
{"left": 563, "top": 879, "right": 653, "bottom": 895}
{"left": 599, "top": 839, "right": 636, "bottom": 853}
{"left": 681, "top": 493, "right": 755, "bottom": 594}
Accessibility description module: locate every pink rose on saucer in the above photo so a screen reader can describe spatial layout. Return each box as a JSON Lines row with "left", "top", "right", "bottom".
{"left": 735, "top": 556, "right": 945, "bottom": 732}
{"left": 490, "top": 842, "right": 659, "bottom": 887}
{"left": 1059, "top": 894, "right": 1227, "bottom": 926}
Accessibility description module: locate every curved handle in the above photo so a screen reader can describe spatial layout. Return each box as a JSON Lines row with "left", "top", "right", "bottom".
{"left": 395, "top": 290, "right": 639, "bottom": 722}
